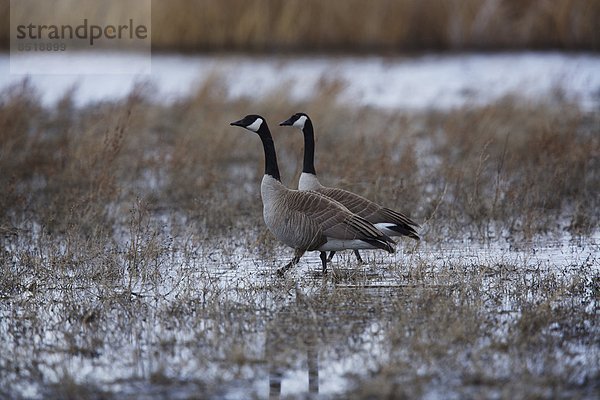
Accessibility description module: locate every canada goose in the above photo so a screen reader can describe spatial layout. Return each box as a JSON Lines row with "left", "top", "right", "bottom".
{"left": 230, "top": 114, "right": 395, "bottom": 275}
{"left": 280, "top": 112, "right": 420, "bottom": 263}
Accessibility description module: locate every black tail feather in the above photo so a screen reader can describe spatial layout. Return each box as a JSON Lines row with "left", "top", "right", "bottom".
{"left": 381, "top": 207, "right": 420, "bottom": 228}
{"left": 363, "top": 238, "right": 395, "bottom": 254}
{"left": 387, "top": 224, "right": 420, "bottom": 240}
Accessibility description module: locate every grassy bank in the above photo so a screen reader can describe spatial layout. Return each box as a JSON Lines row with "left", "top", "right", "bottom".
{"left": 2, "top": 0, "right": 600, "bottom": 52}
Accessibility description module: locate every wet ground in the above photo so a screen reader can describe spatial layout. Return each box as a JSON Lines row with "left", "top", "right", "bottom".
{"left": 2, "top": 228, "right": 598, "bottom": 399}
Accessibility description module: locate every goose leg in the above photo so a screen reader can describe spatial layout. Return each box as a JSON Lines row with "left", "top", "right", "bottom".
{"left": 327, "top": 251, "right": 336, "bottom": 261}
{"left": 277, "top": 249, "right": 305, "bottom": 276}
{"left": 353, "top": 250, "right": 363, "bottom": 264}
{"left": 329, "top": 250, "right": 363, "bottom": 264}
{"left": 320, "top": 251, "right": 328, "bottom": 274}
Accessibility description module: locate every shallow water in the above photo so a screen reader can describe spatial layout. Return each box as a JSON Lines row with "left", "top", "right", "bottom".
{"left": 2, "top": 52, "right": 599, "bottom": 109}
{"left": 2, "top": 229, "right": 598, "bottom": 399}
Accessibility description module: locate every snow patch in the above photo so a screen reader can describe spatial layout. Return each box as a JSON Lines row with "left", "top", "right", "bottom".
{"left": 1, "top": 52, "right": 599, "bottom": 110}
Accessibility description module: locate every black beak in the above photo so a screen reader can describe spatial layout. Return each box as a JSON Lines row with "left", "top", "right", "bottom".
{"left": 279, "top": 117, "right": 295, "bottom": 126}
{"left": 230, "top": 119, "right": 245, "bottom": 127}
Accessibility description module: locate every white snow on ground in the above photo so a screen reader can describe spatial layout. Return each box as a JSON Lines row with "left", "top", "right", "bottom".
{"left": 1, "top": 52, "right": 599, "bottom": 109}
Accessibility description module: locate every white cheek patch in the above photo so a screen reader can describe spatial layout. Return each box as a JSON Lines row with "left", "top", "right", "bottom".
{"left": 292, "top": 115, "right": 307, "bottom": 129}
{"left": 247, "top": 118, "right": 263, "bottom": 132}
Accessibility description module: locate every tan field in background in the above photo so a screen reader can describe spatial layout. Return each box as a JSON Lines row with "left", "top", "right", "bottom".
{"left": 2, "top": 0, "right": 599, "bottom": 51}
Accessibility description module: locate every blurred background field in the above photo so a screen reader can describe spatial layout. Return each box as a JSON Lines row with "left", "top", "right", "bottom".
{"left": 1, "top": 0, "right": 599, "bottom": 52}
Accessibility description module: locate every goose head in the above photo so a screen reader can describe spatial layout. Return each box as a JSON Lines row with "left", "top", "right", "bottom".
{"left": 230, "top": 114, "right": 281, "bottom": 181}
{"left": 230, "top": 114, "right": 266, "bottom": 133}
{"left": 280, "top": 112, "right": 309, "bottom": 130}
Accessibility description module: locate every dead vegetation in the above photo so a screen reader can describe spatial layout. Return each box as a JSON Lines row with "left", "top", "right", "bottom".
{"left": 2, "top": 0, "right": 599, "bottom": 51}
{"left": 0, "top": 80, "right": 598, "bottom": 399}
{"left": 1, "top": 79, "right": 598, "bottom": 242}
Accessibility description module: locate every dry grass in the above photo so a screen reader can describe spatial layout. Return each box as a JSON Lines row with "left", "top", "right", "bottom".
{"left": 0, "top": 79, "right": 598, "bottom": 242}
{"left": 0, "top": 79, "right": 598, "bottom": 399}
{"left": 2, "top": 0, "right": 600, "bottom": 51}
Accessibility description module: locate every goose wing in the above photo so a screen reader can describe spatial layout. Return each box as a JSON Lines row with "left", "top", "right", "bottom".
{"left": 318, "top": 188, "right": 419, "bottom": 228}
{"left": 282, "top": 190, "right": 390, "bottom": 247}
{"left": 316, "top": 186, "right": 420, "bottom": 231}
{"left": 316, "top": 187, "right": 380, "bottom": 217}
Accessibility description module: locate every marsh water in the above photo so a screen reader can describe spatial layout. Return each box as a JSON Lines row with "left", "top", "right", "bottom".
{"left": 2, "top": 52, "right": 600, "bottom": 109}
{"left": 2, "top": 225, "right": 598, "bottom": 399}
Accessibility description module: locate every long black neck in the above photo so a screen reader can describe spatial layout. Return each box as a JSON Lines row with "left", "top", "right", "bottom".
{"left": 302, "top": 119, "right": 317, "bottom": 175}
{"left": 257, "top": 124, "right": 281, "bottom": 181}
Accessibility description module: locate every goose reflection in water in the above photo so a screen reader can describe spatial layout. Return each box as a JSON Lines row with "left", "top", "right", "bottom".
{"left": 268, "top": 340, "right": 319, "bottom": 399}
{"left": 265, "top": 287, "right": 320, "bottom": 399}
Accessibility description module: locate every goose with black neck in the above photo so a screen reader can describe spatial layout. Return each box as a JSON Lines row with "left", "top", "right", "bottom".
{"left": 230, "top": 114, "right": 395, "bottom": 276}
{"left": 280, "top": 112, "right": 420, "bottom": 263}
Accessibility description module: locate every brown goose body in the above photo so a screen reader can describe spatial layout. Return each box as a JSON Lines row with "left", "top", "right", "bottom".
{"left": 299, "top": 173, "right": 420, "bottom": 240}
{"left": 262, "top": 175, "right": 395, "bottom": 252}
